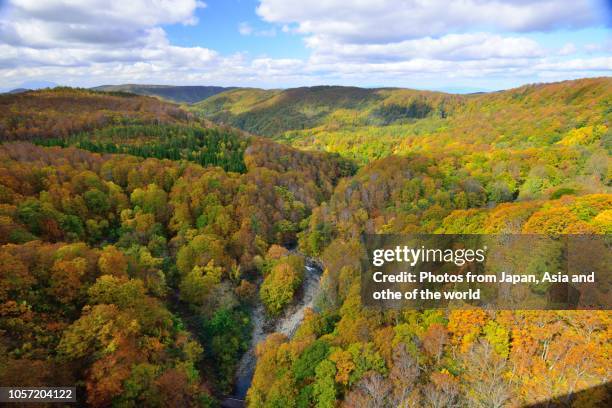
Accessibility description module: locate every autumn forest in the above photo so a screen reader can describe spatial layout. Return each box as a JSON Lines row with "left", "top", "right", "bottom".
{"left": 0, "top": 77, "right": 610, "bottom": 407}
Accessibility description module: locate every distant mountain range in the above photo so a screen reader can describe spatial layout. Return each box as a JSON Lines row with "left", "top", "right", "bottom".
{"left": 3, "top": 80, "right": 59, "bottom": 94}
{"left": 91, "top": 84, "right": 235, "bottom": 104}
{"left": 6, "top": 88, "right": 30, "bottom": 94}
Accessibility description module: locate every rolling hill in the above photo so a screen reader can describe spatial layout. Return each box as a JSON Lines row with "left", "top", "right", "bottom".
{"left": 0, "top": 87, "right": 195, "bottom": 141}
{"left": 193, "top": 77, "right": 612, "bottom": 162}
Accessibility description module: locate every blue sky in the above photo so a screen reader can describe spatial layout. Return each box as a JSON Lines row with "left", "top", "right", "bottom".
{"left": 165, "top": 0, "right": 307, "bottom": 59}
{"left": 0, "top": 0, "right": 610, "bottom": 92}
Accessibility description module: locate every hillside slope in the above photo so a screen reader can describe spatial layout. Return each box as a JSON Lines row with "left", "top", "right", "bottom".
{"left": 0, "top": 87, "right": 354, "bottom": 176}
{"left": 193, "top": 77, "right": 611, "bottom": 162}
{"left": 92, "top": 84, "right": 234, "bottom": 103}
{"left": 0, "top": 88, "right": 196, "bottom": 141}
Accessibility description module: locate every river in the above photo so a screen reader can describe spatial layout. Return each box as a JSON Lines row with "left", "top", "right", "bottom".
{"left": 232, "top": 259, "right": 323, "bottom": 400}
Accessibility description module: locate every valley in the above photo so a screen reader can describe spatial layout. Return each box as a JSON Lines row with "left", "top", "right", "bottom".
{"left": 0, "top": 78, "right": 610, "bottom": 407}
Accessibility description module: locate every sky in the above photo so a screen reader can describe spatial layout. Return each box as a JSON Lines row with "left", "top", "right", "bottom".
{"left": 0, "top": 0, "right": 611, "bottom": 92}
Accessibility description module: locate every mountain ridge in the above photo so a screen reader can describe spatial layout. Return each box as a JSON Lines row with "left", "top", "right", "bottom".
{"left": 190, "top": 77, "right": 612, "bottom": 163}
{"left": 92, "top": 84, "right": 235, "bottom": 103}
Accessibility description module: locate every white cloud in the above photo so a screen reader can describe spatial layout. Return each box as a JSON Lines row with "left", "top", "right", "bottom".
{"left": 584, "top": 40, "right": 612, "bottom": 54}
{"left": 10, "top": 0, "right": 205, "bottom": 30}
{"left": 238, "top": 22, "right": 253, "bottom": 36}
{"left": 0, "top": 0, "right": 609, "bottom": 90}
{"left": 2, "top": 1, "right": 206, "bottom": 48}
{"left": 256, "top": 28, "right": 277, "bottom": 37}
{"left": 250, "top": 0, "right": 610, "bottom": 88}
{"left": 257, "top": 0, "right": 603, "bottom": 42}
{"left": 247, "top": 0, "right": 610, "bottom": 88}
{"left": 535, "top": 56, "right": 612, "bottom": 71}
{"left": 238, "top": 21, "right": 276, "bottom": 37}
{"left": 0, "top": 0, "right": 222, "bottom": 79}
{"left": 306, "top": 33, "right": 544, "bottom": 64}
{"left": 558, "top": 43, "right": 577, "bottom": 56}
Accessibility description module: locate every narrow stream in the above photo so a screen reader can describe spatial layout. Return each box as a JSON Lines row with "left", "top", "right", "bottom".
{"left": 232, "top": 259, "right": 323, "bottom": 399}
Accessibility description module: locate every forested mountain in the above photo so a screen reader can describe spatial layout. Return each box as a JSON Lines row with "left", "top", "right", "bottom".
{"left": 194, "top": 77, "right": 611, "bottom": 163}
{"left": 0, "top": 82, "right": 610, "bottom": 407}
{"left": 92, "top": 84, "right": 234, "bottom": 104}
{"left": 0, "top": 88, "right": 196, "bottom": 140}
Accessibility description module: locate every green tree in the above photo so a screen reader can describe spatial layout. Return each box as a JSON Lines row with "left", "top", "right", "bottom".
{"left": 313, "top": 359, "right": 337, "bottom": 408}
{"left": 260, "top": 260, "right": 303, "bottom": 316}
{"left": 293, "top": 340, "right": 330, "bottom": 383}
{"left": 179, "top": 261, "right": 222, "bottom": 306}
